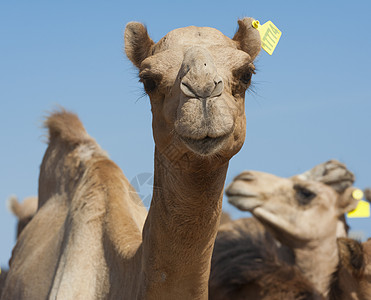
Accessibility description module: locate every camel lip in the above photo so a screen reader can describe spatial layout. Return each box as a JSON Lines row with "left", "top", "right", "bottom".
{"left": 227, "top": 195, "right": 262, "bottom": 212}
{"left": 178, "top": 133, "right": 230, "bottom": 156}
{"left": 225, "top": 191, "right": 258, "bottom": 198}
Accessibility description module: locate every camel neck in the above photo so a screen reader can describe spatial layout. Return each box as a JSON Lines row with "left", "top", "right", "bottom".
{"left": 294, "top": 235, "right": 339, "bottom": 297}
{"left": 140, "top": 147, "right": 228, "bottom": 299}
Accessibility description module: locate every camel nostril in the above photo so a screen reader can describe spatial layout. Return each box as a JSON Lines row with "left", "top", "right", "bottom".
{"left": 180, "top": 81, "right": 197, "bottom": 98}
{"left": 236, "top": 172, "right": 256, "bottom": 182}
{"left": 210, "top": 78, "right": 224, "bottom": 98}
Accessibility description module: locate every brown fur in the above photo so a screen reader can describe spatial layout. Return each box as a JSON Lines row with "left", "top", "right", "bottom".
{"left": 329, "top": 238, "right": 371, "bottom": 300}
{"left": 210, "top": 218, "right": 323, "bottom": 300}
{"left": 0, "top": 270, "right": 8, "bottom": 299}
{"left": 3, "top": 17, "right": 261, "bottom": 300}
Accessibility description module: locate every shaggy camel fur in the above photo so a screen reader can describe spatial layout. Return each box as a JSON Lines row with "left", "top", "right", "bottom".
{"left": 2, "top": 18, "right": 261, "bottom": 299}
{"left": 8, "top": 196, "right": 38, "bottom": 238}
{"left": 210, "top": 217, "right": 323, "bottom": 300}
{"left": 295, "top": 160, "right": 355, "bottom": 194}
{"left": 329, "top": 238, "right": 371, "bottom": 300}
{"left": 226, "top": 170, "right": 359, "bottom": 297}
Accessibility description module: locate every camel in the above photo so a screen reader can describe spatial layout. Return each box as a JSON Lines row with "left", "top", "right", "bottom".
{"left": 2, "top": 17, "right": 261, "bottom": 299}
{"left": 225, "top": 170, "right": 359, "bottom": 297}
{"left": 8, "top": 196, "right": 38, "bottom": 238}
{"left": 209, "top": 160, "right": 352, "bottom": 299}
{"left": 329, "top": 238, "right": 371, "bottom": 300}
{"left": 210, "top": 217, "right": 323, "bottom": 300}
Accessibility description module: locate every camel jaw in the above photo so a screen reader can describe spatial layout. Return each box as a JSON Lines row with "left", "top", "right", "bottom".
{"left": 179, "top": 133, "right": 230, "bottom": 156}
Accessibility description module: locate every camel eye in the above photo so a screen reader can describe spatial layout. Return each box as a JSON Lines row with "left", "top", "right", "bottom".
{"left": 294, "top": 185, "right": 316, "bottom": 206}
{"left": 140, "top": 77, "right": 157, "bottom": 93}
{"left": 240, "top": 72, "right": 252, "bottom": 85}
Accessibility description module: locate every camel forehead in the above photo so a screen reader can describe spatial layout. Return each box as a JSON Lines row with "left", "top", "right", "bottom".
{"left": 153, "top": 26, "right": 236, "bottom": 53}
{"left": 249, "top": 171, "right": 290, "bottom": 186}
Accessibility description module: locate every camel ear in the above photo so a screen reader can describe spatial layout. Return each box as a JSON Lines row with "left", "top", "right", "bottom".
{"left": 124, "top": 22, "right": 155, "bottom": 68}
{"left": 337, "top": 238, "right": 364, "bottom": 274}
{"left": 232, "top": 17, "right": 261, "bottom": 61}
{"left": 337, "top": 187, "right": 359, "bottom": 215}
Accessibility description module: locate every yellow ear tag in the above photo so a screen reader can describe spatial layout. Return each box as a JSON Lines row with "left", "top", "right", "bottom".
{"left": 252, "top": 20, "right": 282, "bottom": 55}
{"left": 347, "top": 190, "right": 370, "bottom": 218}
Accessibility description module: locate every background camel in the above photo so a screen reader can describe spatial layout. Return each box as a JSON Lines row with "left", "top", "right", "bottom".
{"left": 225, "top": 169, "right": 358, "bottom": 297}
{"left": 2, "top": 17, "right": 261, "bottom": 299}
{"left": 209, "top": 160, "right": 353, "bottom": 299}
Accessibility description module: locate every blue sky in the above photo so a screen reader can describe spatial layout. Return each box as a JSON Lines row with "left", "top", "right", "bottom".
{"left": 0, "top": 1, "right": 370, "bottom": 267}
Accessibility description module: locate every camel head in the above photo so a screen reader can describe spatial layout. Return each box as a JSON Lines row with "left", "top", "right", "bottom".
{"left": 124, "top": 18, "right": 261, "bottom": 161}
{"left": 226, "top": 171, "right": 359, "bottom": 245}
{"left": 293, "top": 159, "right": 355, "bottom": 237}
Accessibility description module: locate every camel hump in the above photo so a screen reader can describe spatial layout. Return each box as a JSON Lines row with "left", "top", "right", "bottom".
{"left": 45, "top": 109, "right": 90, "bottom": 144}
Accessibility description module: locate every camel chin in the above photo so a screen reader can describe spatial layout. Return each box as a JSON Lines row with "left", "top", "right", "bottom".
{"left": 179, "top": 133, "right": 231, "bottom": 156}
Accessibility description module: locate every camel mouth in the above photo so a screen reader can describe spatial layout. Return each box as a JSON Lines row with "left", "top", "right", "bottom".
{"left": 179, "top": 133, "right": 230, "bottom": 156}
{"left": 227, "top": 193, "right": 262, "bottom": 212}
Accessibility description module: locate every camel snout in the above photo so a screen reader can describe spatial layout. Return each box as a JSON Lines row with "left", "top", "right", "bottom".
{"left": 179, "top": 46, "right": 224, "bottom": 99}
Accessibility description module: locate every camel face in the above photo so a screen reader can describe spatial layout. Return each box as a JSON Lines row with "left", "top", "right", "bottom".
{"left": 226, "top": 171, "right": 358, "bottom": 244}
{"left": 125, "top": 19, "right": 261, "bottom": 158}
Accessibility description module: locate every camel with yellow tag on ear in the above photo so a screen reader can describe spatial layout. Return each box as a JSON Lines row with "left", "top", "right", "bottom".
{"left": 225, "top": 168, "right": 359, "bottom": 297}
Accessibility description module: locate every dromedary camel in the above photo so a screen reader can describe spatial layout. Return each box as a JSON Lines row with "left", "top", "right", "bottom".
{"left": 225, "top": 170, "right": 359, "bottom": 297}
{"left": 209, "top": 160, "right": 353, "bottom": 300}
{"left": 2, "top": 18, "right": 261, "bottom": 299}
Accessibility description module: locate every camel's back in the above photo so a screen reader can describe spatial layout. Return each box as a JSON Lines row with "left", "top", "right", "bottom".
{"left": 2, "top": 110, "right": 147, "bottom": 299}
